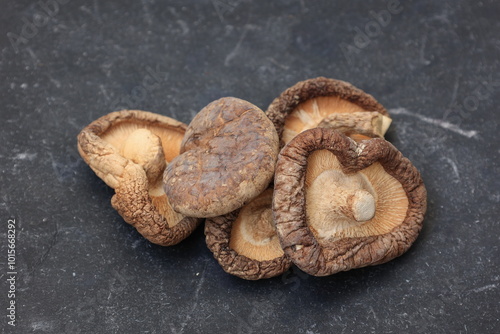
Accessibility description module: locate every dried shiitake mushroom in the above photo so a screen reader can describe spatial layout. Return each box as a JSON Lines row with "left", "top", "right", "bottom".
{"left": 77, "top": 110, "right": 201, "bottom": 246}
{"left": 266, "top": 77, "right": 392, "bottom": 145}
{"left": 273, "top": 128, "right": 426, "bottom": 276}
{"left": 205, "top": 188, "right": 291, "bottom": 280}
{"left": 164, "top": 97, "right": 279, "bottom": 218}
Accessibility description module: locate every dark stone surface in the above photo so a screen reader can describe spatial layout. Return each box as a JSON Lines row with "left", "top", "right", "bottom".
{"left": 1, "top": 0, "right": 499, "bottom": 333}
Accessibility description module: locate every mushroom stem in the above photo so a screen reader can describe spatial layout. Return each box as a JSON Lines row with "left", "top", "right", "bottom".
{"left": 250, "top": 208, "right": 275, "bottom": 241}
{"left": 237, "top": 189, "right": 278, "bottom": 245}
{"left": 348, "top": 189, "right": 376, "bottom": 222}
{"left": 317, "top": 111, "right": 392, "bottom": 138}
{"left": 121, "top": 128, "right": 167, "bottom": 184}
{"left": 306, "top": 170, "right": 376, "bottom": 236}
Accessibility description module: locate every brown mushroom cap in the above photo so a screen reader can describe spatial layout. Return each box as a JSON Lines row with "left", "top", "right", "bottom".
{"left": 164, "top": 97, "right": 279, "bottom": 218}
{"left": 266, "top": 77, "right": 391, "bottom": 145}
{"left": 77, "top": 110, "right": 200, "bottom": 246}
{"left": 273, "top": 128, "right": 426, "bottom": 276}
{"left": 205, "top": 188, "right": 292, "bottom": 280}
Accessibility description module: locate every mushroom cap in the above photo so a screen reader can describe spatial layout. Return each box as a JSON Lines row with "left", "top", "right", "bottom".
{"left": 77, "top": 110, "right": 201, "bottom": 246}
{"left": 205, "top": 188, "right": 292, "bottom": 280}
{"left": 273, "top": 128, "right": 426, "bottom": 276}
{"left": 164, "top": 97, "right": 280, "bottom": 218}
{"left": 265, "top": 77, "right": 390, "bottom": 146}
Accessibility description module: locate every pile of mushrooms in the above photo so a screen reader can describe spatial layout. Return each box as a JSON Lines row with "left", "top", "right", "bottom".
{"left": 78, "top": 77, "right": 426, "bottom": 280}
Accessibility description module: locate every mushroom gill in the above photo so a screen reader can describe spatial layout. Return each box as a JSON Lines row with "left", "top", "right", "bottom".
{"left": 305, "top": 150, "right": 409, "bottom": 243}
{"left": 283, "top": 96, "right": 367, "bottom": 144}
{"left": 101, "top": 120, "right": 185, "bottom": 163}
{"left": 229, "top": 189, "right": 284, "bottom": 261}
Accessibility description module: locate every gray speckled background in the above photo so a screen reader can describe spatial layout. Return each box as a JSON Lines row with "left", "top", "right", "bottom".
{"left": 1, "top": 0, "right": 499, "bottom": 333}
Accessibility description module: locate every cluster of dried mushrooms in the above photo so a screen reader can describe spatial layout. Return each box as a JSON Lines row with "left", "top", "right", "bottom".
{"left": 78, "top": 77, "right": 427, "bottom": 280}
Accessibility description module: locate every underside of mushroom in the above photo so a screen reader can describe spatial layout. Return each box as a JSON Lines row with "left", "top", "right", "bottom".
{"left": 229, "top": 189, "right": 284, "bottom": 261}
{"left": 305, "top": 150, "right": 409, "bottom": 243}
{"left": 273, "top": 128, "right": 427, "bottom": 276}
{"left": 77, "top": 110, "right": 201, "bottom": 246}
{"left": 266, "top": 77, "right": 391, "bottom": 146}
{"left": 205, "top": 188, "right": 291, "bottom": 280}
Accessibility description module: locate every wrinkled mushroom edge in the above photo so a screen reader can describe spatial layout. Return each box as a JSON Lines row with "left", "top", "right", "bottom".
{"left": 205, "top": 209, "right": 292, "bottom": 280}
{"left": 273, "top": 128, "right": 427, "bottom": 276}
{"left": 77, "top": 110, "right": 201, "bottom": 246}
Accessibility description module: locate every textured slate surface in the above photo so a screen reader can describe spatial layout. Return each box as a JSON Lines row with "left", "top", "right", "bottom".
{"left": 1, "top": 0, "right": 499, "bottom": 333}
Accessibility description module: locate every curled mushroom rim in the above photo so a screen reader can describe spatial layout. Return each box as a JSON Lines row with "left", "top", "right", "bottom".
{"left": 205, "top": 209, "right": 292, "bottom": 280}
{"left": 110, "top": 162, "right": 201, "bottom": 246}
{"left": 79, "top": 110, "right": 187, "bottom": 152}
{"left": 272, "top": 128, "right": 427, "bottom": 276}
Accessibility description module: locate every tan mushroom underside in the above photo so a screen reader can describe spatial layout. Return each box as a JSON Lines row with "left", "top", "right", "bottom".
{"left": 101, "top": 121, "right": 184, "bottom": 163}
{"left": 305, "top": 150, "right": 409, "bottom": 243}
{"left": 283, "top": 96, "right": 391, "bottom": 144}
{"left": 229, "top": 189, "right": 284, "bottom": 261}
{"left": 103, "top": 124, "right": 185, "bottom": 229}
{"left": 78, "top": 110, "right": 202, "bottom": 246}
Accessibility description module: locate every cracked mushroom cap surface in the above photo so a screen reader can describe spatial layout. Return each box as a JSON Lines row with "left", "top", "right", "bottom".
{"left": 205, "top": 188, "right": 291, "bottom": 280}
{"left": 164, "top": 97, "right": 279, "bottom": 218}
{"left": 77, "top": 110, "right": 201, "bottom": 246}
{"left": 266, "top": 77, "right": 391, "bottom": 145}
{"left": 273, "top": 128, "right": 427, "bottom": 276}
